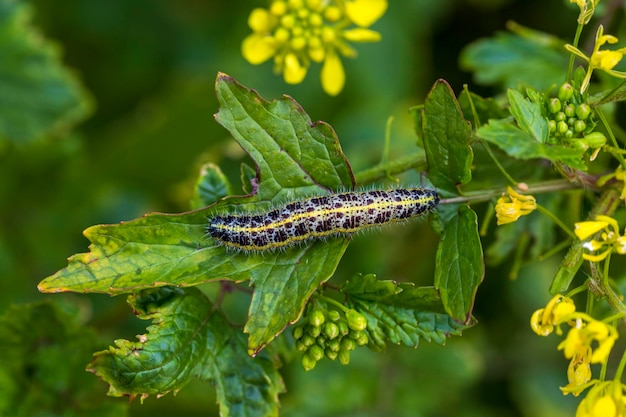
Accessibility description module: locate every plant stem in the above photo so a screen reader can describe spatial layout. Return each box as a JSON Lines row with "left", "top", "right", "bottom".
{"left": 595, "top": 107, "right": 626, "bottom": 170}
{"left": 439, "top": 179, "right": 581, "bottom": 205}
{"left": 535, "top": 204, "right": 576, "bottom": 239}
{"left": 567, "top": 23, "right": 584, "bottom": 82}
{"left": 354, "top": 152, "right": 428, "bottom": 186}
{"left": 585, "top": 188, "right": 626, "bottom": 324}
{"left": 318, "top": 294, "right": 348, "bottom": 312}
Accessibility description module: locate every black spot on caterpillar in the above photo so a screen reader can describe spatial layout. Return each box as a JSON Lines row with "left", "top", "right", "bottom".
{"left": 206, "top": 188, "right": 439, "bottom": 252}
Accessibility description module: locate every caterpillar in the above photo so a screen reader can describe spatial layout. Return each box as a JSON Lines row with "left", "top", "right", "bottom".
{"left": 206, "top": 188, "right": 439, "bottom": 252}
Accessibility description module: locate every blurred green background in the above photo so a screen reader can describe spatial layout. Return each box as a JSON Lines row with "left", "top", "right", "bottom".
{"left": 0, "top": 0, "right": 593, "bottom": 415}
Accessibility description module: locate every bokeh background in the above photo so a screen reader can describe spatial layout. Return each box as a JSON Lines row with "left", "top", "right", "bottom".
{"left": 1, "top": 0, "right": 601, "bottom": 415}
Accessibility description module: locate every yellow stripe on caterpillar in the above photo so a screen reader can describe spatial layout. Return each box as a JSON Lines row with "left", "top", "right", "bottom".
{"left": 206, "top": 188, "right": 439, "bottom": 252}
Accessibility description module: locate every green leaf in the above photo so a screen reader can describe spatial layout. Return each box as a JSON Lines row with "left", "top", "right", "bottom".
{"left": 39, "top": 73, "right": 355, "bottom": 353}
{"left": 190, "top": 162, "right": 232, "bottom": 210}
{"left": 88, "top": 287, "right": 284, "bottom": 416}
{"left": 0, "top": 301, "right": 128, "bottom": 417}
{"left": 507, "top": 89, "right": 548, "bottom": 143}
{"left": 421, "top": 80, "right": 473, "bottom": 193}
{"left": 343, "top": 274, "right": 474, "bottom": 349}
{"left": 435, "top": 205, "right": 484, "bottom": 323}
{"left": 476, "top": 119, "right": 586, "bottom": 169}
{"left": 460, "top": 30, "right": 568, "bottom": 90}
{"left": 0, "top": 1, "right": 92, "bottom": 145}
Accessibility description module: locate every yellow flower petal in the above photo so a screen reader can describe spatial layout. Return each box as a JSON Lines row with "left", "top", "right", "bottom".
{"left": 343, "top": 28, "right": 381, "bottom": 43}
{"left": 559, "top": 327, "right": 585, "bottom": 359}
{"left": 494, "top": 187, "right": 536, "bottom": 225}
{"left": 599, "top": 50, "right": 624, "bottom": 71}
{"left": 345, "top": 0, "right": 388, "bottom": 27}
{"left": 283, "top": 53, "right": 307, "bottom": 84}
{"left": 574, "top": 221, "right": 610, "bottom": 240}
{"left": 592, "top": 396, "right": 617, "bottom": 417}
{"left": 552, "top": 299, "right": 576, "bottom": 322}
{"left": 590, "top": 335, "right": 616, "bottom": 363}
{"left": 242, "top": 34, "right": 276, "bottom": 64}
{"left": 582, "top": 249, "right": 612, "bottom": 262}
{"left": 321, "top": 51, "right": 345, "bottom": 96}
{"left": 530, "top": 309, "right": 553, "bottom": 336}
{"left": 561, "top": 349, "right": 592, "bottom": 396}
{"left": 248, "top": 8, "right": 274, "bottom": 33}
{"left": 597, "top": 34, "right": 619, "bottom": 46}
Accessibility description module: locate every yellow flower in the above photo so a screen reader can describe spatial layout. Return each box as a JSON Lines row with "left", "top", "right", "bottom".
{"left": 495, "top": 186, "right": 537, "bottom": 225}
{"left": 558, "top": 319, "right": 617, "bottom": 364}
{"left": 565, "top": 25, "right": 626, "bottom": 93}
{"left": 561, "top": 347, "right": 593, "bottom": 397}
{"left": 241, "top": 0, "right": 387, "bottom": 96}
{"left": 576, "top": 380, "right": 626, "bottom": 417}
{"left": 574, "top": 215, "right": 626, "bottom": 262}
{"left": 530, "top": 295, "right": 576, "bottom": 336}
{"left": 569, "top": 0, "right": 599, "bottom": 25}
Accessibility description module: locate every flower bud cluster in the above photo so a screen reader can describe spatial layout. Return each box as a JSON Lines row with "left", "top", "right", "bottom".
{"left": 547, "top": 83, "right": 592, "bottom": 139}
{"left": 546, "top": 82, "right": 605, "bottom": 157}
{"left": 294, "top": 306, "right": 368, "bottom": 371}
{"left": 546, "top": 83, "right": 606, "bottom": 160}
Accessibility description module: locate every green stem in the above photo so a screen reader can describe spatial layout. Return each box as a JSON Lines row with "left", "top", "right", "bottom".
{"left": 567, "top": 23, "right": 584, "bottom": 82}
{"left": 549, "top": 187, "right": 620, "bottom": 294}
{"left": 537, "top": 239, "right": 573, "bottom": 261}
{"left": 439, "top": 179, "right": 581, "bottom": 205}
{"left": 354, "top": 152, "right": 428, "bottom": 186}
{"left": 318, "top": 294, "right": 348, "bottom": 313}
{"left": 482, "top": 142, "right": 518, "bottom": 186}
{"left": 587, "top": 254, "right": 626, "bottom": 326}
{"left": 595, "top": 107, "right": 626, "bottom": 170}
{"left": 461, "top": 85, "right": 517, "bottom": 185}
{"left": 535, "top": 204, "right": 577, "bottom": 239}
{"left": 615, "top": 350, "right": 626, "bottom": 380}
{"left": 380, "top": 116, "right": 396, "bottom": 182}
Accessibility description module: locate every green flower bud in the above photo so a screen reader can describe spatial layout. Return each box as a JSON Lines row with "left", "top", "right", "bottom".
{"left": 564, "top": 104, "right": 575, "bottom": 118}
{"left": 341, "top": 337, "right": 356, "bottom": 351}
{"left": 307, "top": 325, "right": 321, "bottom": 338}
{"left": 567, "top": 117, "right": 576, "bottom": 127}
{"left": 302, "top": 353, "right": 317, "bottom": 371}
{"left": 555, "top": 111, "right": 566, "bottom": 122}
{"left": 548, "top": 120, "right": 556, "bottom": 133}
{"left": 584, "top": 132, "right": 607, "bottom": 148}
{"left": 328, "top": 339, "right": 341, "bottom": 352}
{"left": 570, "top": 140, "right": 588, "bottom": 152}
{"left": 557, "top": 120, "right": 569, "bottom": 135}
{"left": 323, "top": 322, "right": 340, "bottom": 340}
{"left": 349, "top": 329, "right": 364, "bottom": 340}
{"left": 345, "top": 309, "right": 367, "bottom": 331}
{"left": 356, "top": 332, "right": 369, "bottom": 346}
{"left": 338, "top": 349, "right": 351, "bottom": 365}
{"left": 547, "top": 98, "right": 561, "bottom": 114}
{"left": 338, "top": 320, "right": 349, "bottom": 336}
{"left": 564, "top": 129, "right": 574, "bottom": 139}
{"left": 316, "top": 336, "right": 327, "bottom": 348}
{"left": 327, "top": 310, "right": 341, "bottom": 322}
{"left": 558, "top": 82, "right": 574, "bottom": 101}
{"left": 293, "top": 325, "right": 304, "bottom": 339}
{"left": 309, "top": 309, "right": 325, "bottom": 327}
{"left": 576, "top": 103, "right": 591, "bottom": 120}
{"left": 574, "top": 120, "right": 586, "bottom": 133}
{"left": 296, "top": 341, "right": 307, "bottom": 351}
{"left": 325, "top": 349, "right": 338, "bottom": 360}
{"left": 308, "top": 344, "right": 325, "bottom": 361}
{"left": 301, "top": 334, "right": 315, "bottom": 347}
